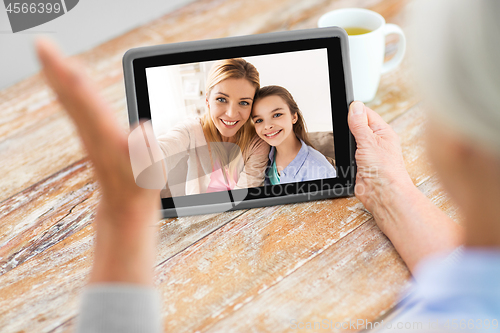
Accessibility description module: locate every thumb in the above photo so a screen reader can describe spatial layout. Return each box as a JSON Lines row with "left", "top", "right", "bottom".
{"left": 348, "top": 101, "right": 372, "bottom": 140}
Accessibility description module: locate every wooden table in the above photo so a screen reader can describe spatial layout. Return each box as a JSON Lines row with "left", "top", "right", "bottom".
{"left": 0, "top": 0, "right": 461, "bottom": 332}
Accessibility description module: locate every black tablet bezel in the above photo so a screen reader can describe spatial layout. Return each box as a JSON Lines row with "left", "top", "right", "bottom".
{"left": 123, "top": 28, "right": 356, "bottom": 217}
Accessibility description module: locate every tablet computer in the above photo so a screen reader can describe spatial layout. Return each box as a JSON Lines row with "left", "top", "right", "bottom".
{"left": 123, "top": 27, "right": 356, "bottom": 217}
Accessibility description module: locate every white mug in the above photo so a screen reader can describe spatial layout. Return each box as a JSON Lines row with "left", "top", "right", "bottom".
{"left": 318, "top": 8, "right": 406, "bottom": 102}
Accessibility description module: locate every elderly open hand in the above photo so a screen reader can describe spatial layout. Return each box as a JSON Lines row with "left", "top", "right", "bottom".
{"left": 36, "top": 38, "right": 161, "bottom": 286}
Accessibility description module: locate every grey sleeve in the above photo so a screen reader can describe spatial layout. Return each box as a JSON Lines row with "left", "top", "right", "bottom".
{"left": 75, "top": 284, "right": 162, "bottom": 333}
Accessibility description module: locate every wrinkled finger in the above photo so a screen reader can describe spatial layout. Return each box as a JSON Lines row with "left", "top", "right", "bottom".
{"left": 36, "top": 38, "right": 126, "bottom": 157}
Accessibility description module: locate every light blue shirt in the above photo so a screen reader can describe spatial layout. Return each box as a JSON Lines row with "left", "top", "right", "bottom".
{"left": 378, "top": 246, "right": 500, "bottom": 332}
{"left": 265, "top": 139, "right": 336, "bottom": 185}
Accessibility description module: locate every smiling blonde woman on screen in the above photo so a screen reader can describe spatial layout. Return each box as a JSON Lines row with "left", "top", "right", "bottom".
{"left": 154, "top": 58, "right": 269, "bottom": 197}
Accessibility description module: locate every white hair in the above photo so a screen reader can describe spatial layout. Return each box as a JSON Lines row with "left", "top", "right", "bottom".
{"left": 409, "top": 0, "right": 500, "bottom": 155}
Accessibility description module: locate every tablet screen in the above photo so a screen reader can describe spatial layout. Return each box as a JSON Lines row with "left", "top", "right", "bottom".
{"left": 130, "top": 34, "right": 353, "bottom": 213}
{"left": 145, "top": 48, "right": 336, "bottom": 199}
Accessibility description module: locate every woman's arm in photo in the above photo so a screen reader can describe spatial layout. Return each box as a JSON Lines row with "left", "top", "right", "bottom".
{"left": 234, "top": 135, "right": 270, "bottom": 189}
{"left": 155, "top": 118, "right": 201, "bottom": 167}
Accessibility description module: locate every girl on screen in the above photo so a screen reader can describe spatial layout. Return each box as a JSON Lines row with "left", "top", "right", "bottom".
{"left": 155, "top": 58, "right": 270, "bottom": 197}
{"left": 251, "top": 85, "right": 336, "bottom": 185}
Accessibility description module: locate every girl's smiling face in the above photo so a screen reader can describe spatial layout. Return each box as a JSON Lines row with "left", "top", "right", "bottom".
{"left": 207, "top": 78, "right": 256, "bottom": 139}
{"left": 252, "top": 95, "right": 298, "bottom": 147}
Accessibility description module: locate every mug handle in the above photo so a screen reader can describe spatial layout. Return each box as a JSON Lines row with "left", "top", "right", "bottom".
{"left": 381, "top": 23, "right": 406, "bottom": 74}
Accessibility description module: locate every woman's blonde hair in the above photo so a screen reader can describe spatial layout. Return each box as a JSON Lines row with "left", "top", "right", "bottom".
{"left": 254, "top": 85, "right": 315, "bottom": 149}
{"left": 201, "top": 58, "right": 260, "bottom": 173}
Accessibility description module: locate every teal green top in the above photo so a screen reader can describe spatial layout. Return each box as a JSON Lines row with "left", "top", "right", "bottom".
{"left": 267, "top": 155, "right": 281, "bottom": 185}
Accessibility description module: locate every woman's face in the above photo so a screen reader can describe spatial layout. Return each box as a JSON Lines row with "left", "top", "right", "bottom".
{"left": 206, "top": 78, "right": 256, "bottom": 139}
{"left": 252, "top": 95, "right": 297, "bottom": 147}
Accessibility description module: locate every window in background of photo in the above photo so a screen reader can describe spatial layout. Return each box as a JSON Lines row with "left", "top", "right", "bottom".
{"left": 147, "top": 61, "right": 216, "bottom": 136}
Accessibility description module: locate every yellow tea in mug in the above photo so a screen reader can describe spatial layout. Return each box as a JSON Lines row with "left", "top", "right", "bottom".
{"left": 344, "top": 27, "right": 372, "bottom": 36}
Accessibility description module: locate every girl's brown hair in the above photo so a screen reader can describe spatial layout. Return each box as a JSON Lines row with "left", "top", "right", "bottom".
{"left": 201, "top": 58, "right": 260, "bottom": 172}
{"left": 254, "top": 85, "right": 315, "bottom": 149}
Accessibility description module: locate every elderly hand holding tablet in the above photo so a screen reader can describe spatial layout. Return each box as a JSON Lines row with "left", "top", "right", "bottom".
{"left": 36, "top": 0, "right": 500, "bottom": 330}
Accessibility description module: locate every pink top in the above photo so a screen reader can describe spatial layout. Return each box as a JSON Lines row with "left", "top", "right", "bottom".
{"left": 206, "top": 161, "right": 238, "bottom": 193}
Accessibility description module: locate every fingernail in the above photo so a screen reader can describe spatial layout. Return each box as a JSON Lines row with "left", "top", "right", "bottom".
{"left": 352, "top": 101, "right": 365, "bottom": 115}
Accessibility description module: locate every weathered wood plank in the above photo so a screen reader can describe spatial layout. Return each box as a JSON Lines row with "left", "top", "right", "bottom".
{"left": 0, "top": 208, "right": 250, "bottom": 333}
{"left": 391, "top": 102, "right": 432, "bottom": 187}
{"left": 146, "top": 0, "right": 408, "bottom": 38}
{"left": 0, "top": 224, "right": 93, "bottom": 333}
{"left": 200, "top": 174, "right": 461, "bottom": 333}
{"left": 203, "top": 219, "right": 410, "bottom": 333}
{"left": 44, "top": 170, "right": 456, "bottom": 333}
{"left": 0, "top": 159, "right": 98, "bottom": 276}
{"left": 416, "top": 175, "right": 463, "bottom": 224}
{"left": 152, "top": 198, "right": 371, "bottom": 333}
